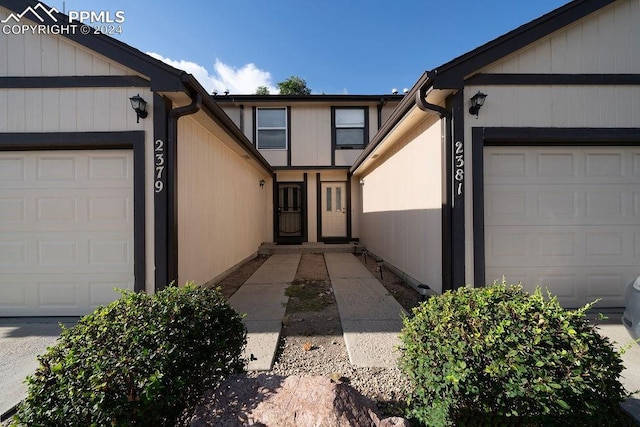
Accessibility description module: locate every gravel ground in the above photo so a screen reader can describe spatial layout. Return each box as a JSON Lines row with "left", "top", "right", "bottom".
{"left": 238, "top": 253, "right": 420, "bottom": 418}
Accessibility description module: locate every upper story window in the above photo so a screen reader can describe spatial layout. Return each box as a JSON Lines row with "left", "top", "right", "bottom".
{"left": 333, "top": 107, "right": 368, "bottom": 149}
{"left": 256, "top": 107, "right": 288, "bottom": 150}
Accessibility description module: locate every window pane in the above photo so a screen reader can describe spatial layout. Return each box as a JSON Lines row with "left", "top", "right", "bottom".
{"left": 335, "top": 109, "right": 364, "bottom": 127}
{"left": 336, "top": 128, "right": 364, "bottom": 146}
{"left": 326, "top": 187, "right": 332, "bottom": 211}
{"left": 258, "top": 109, "right": 286, "bottom": 127}
{"left": 258, "top": 129, "right": 286, "bottom": 149}
{"left": 336, "top": 187, "right": 342, "bottom": 211}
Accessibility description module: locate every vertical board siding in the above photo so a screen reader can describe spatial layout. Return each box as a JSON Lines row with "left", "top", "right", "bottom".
{"left": 0, "top": 88, "right": 152, "bottom": 132}
{"left": 291, "top": 106, "right": 331, "bottom": 166}
{"left": 177, "top": 116, "right": 268, "bottom": 286}
{"left": 0, "top": 7, "right": 134, "bottom": 77}
{"left": 464, "top": 86, "right": 640, "bottom": 132}
{"left": 359, "top": 116, "right": 443, "bottom": 292}
{"left": 484, "top": 1, "right": 640, "bottom": 74}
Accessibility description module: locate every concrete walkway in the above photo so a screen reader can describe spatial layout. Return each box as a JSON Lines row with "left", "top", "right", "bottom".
{"left": 229, "top": 252, "right": 405, "bottom": 371}
{"left": 324, "top": 253, "right": 406, "bottom": 368}
{"left": 0, "top": 318, "right": 77, "bottom": 418}
{"left": 227, "top": 253, "right": 299, "bottom": 371}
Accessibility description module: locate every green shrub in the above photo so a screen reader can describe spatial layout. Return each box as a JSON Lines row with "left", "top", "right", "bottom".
{"left": 399, "top": 281, "right": 628, "bottom": 426}
{"left": 12, "top": 284, "right": 246, "bottom": 426}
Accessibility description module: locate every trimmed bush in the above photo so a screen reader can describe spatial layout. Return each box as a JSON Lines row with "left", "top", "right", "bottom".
{"left": 399, "top": 281, "right": 628, "bottom": 426}
{"left": 12, "top": 284, "right": 246, "bottom": 426}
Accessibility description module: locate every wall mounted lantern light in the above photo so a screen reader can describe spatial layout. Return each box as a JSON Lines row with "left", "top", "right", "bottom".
{"left": 259, "top": 179, "right": 266, "bottom": 188}
{"left": 468, "top": 91, "right": 487, "bottom": 117}
{"left": 129, "top": 94, "right": 148, "bottom": 123}
{"left": 359, "top": 178, "right": 365, "bottom": 186}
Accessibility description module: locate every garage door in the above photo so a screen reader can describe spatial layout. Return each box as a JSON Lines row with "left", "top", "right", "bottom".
{"left": 0, "top": 150, "right": 135, "bottom": 316}
{"left": 484, "top": 146, "right": 640, "bottom": 308}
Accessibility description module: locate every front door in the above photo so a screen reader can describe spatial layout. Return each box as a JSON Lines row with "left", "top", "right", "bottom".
{"left": 277, "top": 183, "right": 304, "bottom": 244}
{"left": 321, "top": 182, "right": 347, "bottom": 240}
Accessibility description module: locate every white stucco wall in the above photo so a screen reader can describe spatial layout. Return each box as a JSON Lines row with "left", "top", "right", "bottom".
{"left": 177, "top": 114, "right": 270, "bottom": 286}
{"left": 358, "top": 115, "right": 444, "bottom": 292}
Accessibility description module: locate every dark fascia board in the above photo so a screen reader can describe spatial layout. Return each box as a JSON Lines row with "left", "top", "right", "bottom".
{"left": 213, "top": 94, "right": 406, "bottom": 103}
{"left": 272, "top": 165, "right": 352, "bottom": 171}
{"left": 430, "top": 0, "right": 616, "bottom": 89}
{"left": 0, "top": 1, "right": 271, "bottom": 173}
{"left": 181, "top": 75, "right": 274, "bottom": 175}
{"left": 0, "top": 0, "right": 186, "bottom": 92}
{"left": 349, "top": 72, "right": 431, "bottom": 174}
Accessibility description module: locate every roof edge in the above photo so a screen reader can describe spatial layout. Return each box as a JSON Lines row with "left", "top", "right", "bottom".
{"left": 430, "top": 0, "right": 616, "bottom": 88}
{"left": 181, "top": 75, "right": 274, "bottom": 174}
{"left": 213, "top": 94, "right": 406, "bottom": 103}
{"left": 350, "top": 72, "right": 432, "bottom": 174}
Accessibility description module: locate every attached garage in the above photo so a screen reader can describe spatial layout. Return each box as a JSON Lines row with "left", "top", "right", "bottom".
{"left": 0, "top": 149, "right": 135, "bottom": 316}
{"left": 482, "top": 145, "right": 640, "bottom": 308}
{"left": 352, "top": 0, "right": 640, "bottom": 306}
{"left": 0, "top": 1, "right": 274, "bottom": 317}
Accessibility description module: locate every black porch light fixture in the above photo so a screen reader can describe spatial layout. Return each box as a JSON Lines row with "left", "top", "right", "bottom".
{"left": 259, "top": 179, "right": 265, "bottom": 188}
{"left": 129, "top": 94, "right": 148, "bottom": 123}
{"left": 468, "top": 91, "right": 487, "bottom": 117}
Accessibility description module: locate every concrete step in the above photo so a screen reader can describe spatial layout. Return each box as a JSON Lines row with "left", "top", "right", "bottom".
{"left": 258, "top": 242, "right": 361, "bottom": 255}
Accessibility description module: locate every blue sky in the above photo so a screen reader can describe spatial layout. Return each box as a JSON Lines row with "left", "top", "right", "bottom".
{"left": 48, "top": 0, "right": 569, "bottom": 94}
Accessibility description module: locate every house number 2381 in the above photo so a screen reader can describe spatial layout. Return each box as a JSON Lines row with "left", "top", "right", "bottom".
{"left": 454, "top": 141, "right": 464, "bottom": 196}
{"left": 155, "top": 139, "right": 165, "bottom": 193}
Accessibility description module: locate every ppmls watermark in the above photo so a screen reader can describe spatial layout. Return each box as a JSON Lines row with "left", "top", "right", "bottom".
{"left": 2, "top": 3, "right": 125, "bottom": 36}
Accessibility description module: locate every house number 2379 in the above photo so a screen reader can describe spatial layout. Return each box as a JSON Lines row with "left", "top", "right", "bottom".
{"left": 155, "top": 139, "right": 165, "bottom": 193}
{"left": 454, "top": 141, "right": 464, "bottom": 196}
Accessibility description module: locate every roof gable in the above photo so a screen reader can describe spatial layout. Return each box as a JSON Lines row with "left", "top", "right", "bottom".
{"left": 430, "top": 0, "right": 616, "bottom": 89}
{"left": 0, "top": 0, "right": 185, "bottom": 91}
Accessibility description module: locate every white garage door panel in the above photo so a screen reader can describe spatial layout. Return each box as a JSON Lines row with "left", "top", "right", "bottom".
{"left": 0, "top": 150, "right": 134, "bottom": 316}
{"left": 485, "top": 146, "right": 640, "bottom": 308}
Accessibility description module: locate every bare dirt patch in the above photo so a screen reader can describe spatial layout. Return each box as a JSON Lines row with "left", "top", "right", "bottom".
{"left": 212, "top": 252, "right": 417, "bottom": 418}
{"left": 282, "top": 253, "right": 340, "bottom": 337}
{"left": 212, "top": 254, "right": 269, "bottom": 299}
{"left": 357, "top": 252, "right": 422, "bottom": 313}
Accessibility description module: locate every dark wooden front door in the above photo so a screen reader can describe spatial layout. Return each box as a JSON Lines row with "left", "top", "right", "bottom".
{"left": 277, "top": 183, "right": 304, "bottom": 244}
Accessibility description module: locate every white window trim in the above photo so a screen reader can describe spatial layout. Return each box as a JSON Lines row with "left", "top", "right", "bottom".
{"left": 256, "top": 107, "right": 288, "bottom": 150}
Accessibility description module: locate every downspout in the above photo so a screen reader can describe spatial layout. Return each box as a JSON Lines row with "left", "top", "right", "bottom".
{"left": 415, "top": 77, "right": 456, "bottom": 293}
{"left": 377, "top": 97, "right": 388, "bottom": 130}
{"left": 166, "top": 91, "right": 202, "bottom": 287}
{"left": 415, "top": 79, "right": 450, "bottom": 118}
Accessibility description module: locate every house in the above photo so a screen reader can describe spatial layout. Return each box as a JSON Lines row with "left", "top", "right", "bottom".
{"left": 0, "top": 0, "right": 274, "bottom": 316}
{"left": 214, "top": 94, "right": 402, "bottom": 244}
{"left": 351, "top": 0, "right": 640, "bottom": 309}
{"left": 1, "top": 0, "right": 638, "bottom": 316}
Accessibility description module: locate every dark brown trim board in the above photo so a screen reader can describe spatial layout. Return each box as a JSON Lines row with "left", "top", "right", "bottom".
{"left": 346, "top": 173, "right": 352, "bottom": 241}
{"left": 287, "top": 106, "right": 292, "bottom": 166}
{"left": 471, "top": 127, "right": 640, "bottom": 289}
{"left": 316, "top": 173, "right": 322, "bottom": 241}
{"left": 153, "top": 94, "right": 171, "bottom": 291}
{"left": 450, "top": 91, "right": 466, "bottom": 289}
{"left": 465, "top": 73, "right": 640, "bottom": 86}
{"left": 441, "top": 95, "right": 454, "bottom": 292}
{"left": 0, "top": 75, "right": 150, "bottom": 88}
{"left": 0, "top": 131, "right": 146, "bottom": 292}
{"left": 303, "top": 173, "right": 308, "bottom": 242}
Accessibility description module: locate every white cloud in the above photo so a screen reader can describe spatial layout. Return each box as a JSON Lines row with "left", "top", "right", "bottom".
{"left": 147, "top": 52, "right": 277, "bottom": 95}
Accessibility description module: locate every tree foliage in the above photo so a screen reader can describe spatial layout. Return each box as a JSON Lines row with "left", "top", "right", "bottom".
{"left": 277, "top": 76, "right": 311, "bottom": 95}
{"left": 255, "top": 86, "right": 270, "bottom": 95}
